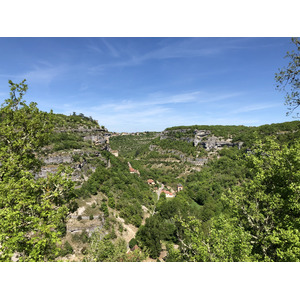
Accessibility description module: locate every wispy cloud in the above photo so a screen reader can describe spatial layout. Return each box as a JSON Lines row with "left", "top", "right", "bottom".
{"left": 22, "top": 64, "right": 69, "bottom": 85}
{"left": 87, "top": 38, "right": 120, "bottom": 58}
{"left": 88, "top": 38, "right": 254, "bottom": 72}
{"left": 101, "top": 38, "right": 120, "bottom": 58}
{"left": 0, "top": 63, "right": 70, "bottom": 86}
{"left": 56, "top": 89, "right": 243, "bottom": 132}
{"left": 89, "top": 90, "right": 243, "bottom": 113}
{"left": 231, "top": 103, "right": 281, "bottom": 114}
{"left": 86, "top": 43, "right": 103, "bottom": 54}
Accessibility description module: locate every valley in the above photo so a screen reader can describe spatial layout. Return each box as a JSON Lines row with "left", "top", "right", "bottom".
{"left": 37, "top": 113, "right": 300, "bottom": 262}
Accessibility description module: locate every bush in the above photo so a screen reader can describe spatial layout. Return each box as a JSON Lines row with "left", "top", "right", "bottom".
{"left": 100, "top": 203, "right": 109, "bottom": 217}
{"left": 118, "top": 224, "right": 123, "bottom": 233}
{"left": 108, "top": 197, "right": 115, "bottom": 209}
{"left": 57, "top": 222, "right": 67, "bottom": 237}
{"left": 60, "top": 241, "right": 74, "bottom": 256}
{"left": 129, "top": 238, "right": 137, "bottom": 249}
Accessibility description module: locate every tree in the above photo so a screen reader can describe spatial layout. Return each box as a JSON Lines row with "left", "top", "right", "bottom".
{"left": 135, "top": 216, "right": 162, "bottom": 258}
{"left": 275, "top": 37, "right": 300, "bottom": 117}
{"left": 173, "top": 137, "right": 300, "bottom": 261}
{"left": 222, "top": 137, "right": 300, "bottom": 261}
{"left": 85, "top": 230, "right": 146, "bottom": 262}
{"left": 0, "top": 80, "right": 75, "bottom": 261}
{"left": 174, "top": 214, "right": 253, "bottom": 262}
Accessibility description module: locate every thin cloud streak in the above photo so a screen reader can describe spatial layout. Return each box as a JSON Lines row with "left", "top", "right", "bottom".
{"left": 88, "top": 38, "right": 254, "bottom": 72}
{"left": 22, "top": 64, "right": 68, "bottom": 85}
{"left": 88, "top": 90, "right": 243, "bottom": 113}
{"left": 55, "top": 89, "right": 245, "bottom": 132}
{"left": 231, "top": 103, "right": 281, "bottom": 114}
{"left": 101, "top": 38, "right": 120, "bottom": 58}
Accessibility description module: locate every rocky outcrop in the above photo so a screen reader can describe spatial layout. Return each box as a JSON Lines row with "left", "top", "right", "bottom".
{"left": 186, "top": 157, "right": 208, "bottom": 165}
{"left": 193, "top": 130, "right": 243, "bottom": 151}
{"left": 35, "top": 165, "right": 58, "bottom": 178}
{"left": 83, "top": 135, "right": 107, "bottom": 144}
{"left": 193, "top": 130, "right": 211, "bottom": 146}
{"left": 43, "top": 153, "right": 73, "bottom": 164}
{"left": 161, "top": 128, "right": 243, "bottom": 151}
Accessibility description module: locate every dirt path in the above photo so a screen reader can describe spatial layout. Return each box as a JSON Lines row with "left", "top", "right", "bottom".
{"left": 156, "top": 183, "right": 164, "bottom": 199}
{"left": 77, "top": 206, "right": 85, "bottom": 215}
{"left": 116, "top": 216, "right": 138, "bottom": 245}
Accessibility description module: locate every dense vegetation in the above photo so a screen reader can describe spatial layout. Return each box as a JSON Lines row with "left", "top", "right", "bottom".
{"left": 0, "top": 80, "right": 76, "bottom": 261}
{"left": 109, "top": 132, "right": 158, "bottom": 158}
{"left": 1, "top": 39, "right": 299, "bottom": 261}
{"left": 52, "top": 112, "right": 101, "bottom": 129}
{"left": 2, "top": 81, "right": 300, "bottom": 261}
{"left": 75, "top": 152, "right": 155, "bottom": 227}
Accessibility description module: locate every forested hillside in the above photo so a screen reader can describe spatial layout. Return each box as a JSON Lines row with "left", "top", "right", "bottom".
{"left": 1, "top": 78, "right": 300, "bottom": 262}
{"left": 110, "top": 121, "right": 300, "bottom": 261}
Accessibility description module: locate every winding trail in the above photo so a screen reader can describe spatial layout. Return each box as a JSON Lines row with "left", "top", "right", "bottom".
{"left": 116, "top": 216, "right": 138, "bottom": 247}
{"left": 156, "top": 183, "right": 164, "bottom": 200}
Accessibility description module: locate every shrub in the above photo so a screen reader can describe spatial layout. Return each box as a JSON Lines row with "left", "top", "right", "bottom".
{"left": 129, "top": 238, "right": 137, "bottom": 249}
{"left": 118, "top": 223, "right": 124, "bottom": 233}
{"left": 57, "top": 222, "right": 67, "bottom": 237}
{"left": 60, "top": 241, "right": 74, "bottom": 256}
{"left": 108, "top": 197, "right": 115, "bottom": 209}
{"left": 100, "top": 203, "right": 109, "bottom": 217}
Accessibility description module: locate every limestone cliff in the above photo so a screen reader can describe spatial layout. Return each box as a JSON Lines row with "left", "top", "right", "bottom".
{"left": 161, "top": 128, "right": 243, "bottom": 151}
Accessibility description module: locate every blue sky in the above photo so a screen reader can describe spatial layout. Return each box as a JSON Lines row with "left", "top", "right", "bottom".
{"left": 0, "top": 37, "right": 296, "bottom": 132}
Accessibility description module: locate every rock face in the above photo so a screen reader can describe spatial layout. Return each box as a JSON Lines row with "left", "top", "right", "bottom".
{"left": 43, "top": 153, "right": 73, "bottom": 164}
{"left": 193, "top": 130, "right": 243, "bottom": 150}
{"left": 83, "top": 134, "right": 110, "bottom": 145}
{"left": 35, "top": 165, "right": 58, "bottom": 178}
{"left": 161, "top": 128, "right": 243, "bottom": 151}
{"left": 37, "top": 127, "right": 112, "bottom": 180}
{"left": 193, "top": 130, "right": 211, "bottom": 146}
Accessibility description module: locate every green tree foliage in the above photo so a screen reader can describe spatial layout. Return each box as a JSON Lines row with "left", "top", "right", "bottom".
{"left": 0, "top": 80, "right": 75, "bottom": 261}
{"left": 75, "top": 153, "right": 153, "bottom": 226}
{"left": 0, "top": 80, "right": 53, "bottom": 176}
{"left": 181, "top": 145, "right": 247, "bottom": 223}
{"left": 174, "top": 215, "right": 252, "bottom": 262}
{"left": 109, "top": 132, "right": 158, "bottom": 158}
{"left": 153, "top": 138, "right": 199, "bottom": 157}
{"left": 85, "top": 230, "right": 146, "bottom": 262}
{"left": 129, "top": 238, "right": 137, "bottom": 249}
{"left": 100, "top": 202, "right": 109, "bottom": 218}
{"left": 222, "top": 138, "right": 300, "bottom": 261}
{"left": 60, "top": 241, "right": 74, "bottom": 256}
{"left": 173, "top": 137, "right": 300, "bottom": 262}
{"left": 52, "top": 112, "right": 99, "bottom": 129}
{"left": 108, "top": 196, "right": 115, "bottom": 209}
{"left": 275, "top": 37, "right": 300, "bottom": 116}
{"left": 136, "top": 216, "right": 162, "bottom": 258}
{"left": 135, "top": 196, "right": 195, "bottom": 258}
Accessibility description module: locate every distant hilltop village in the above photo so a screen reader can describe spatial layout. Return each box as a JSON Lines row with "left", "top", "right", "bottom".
{"left": 110, "top": 131, "right": 158, "bottom": 137}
